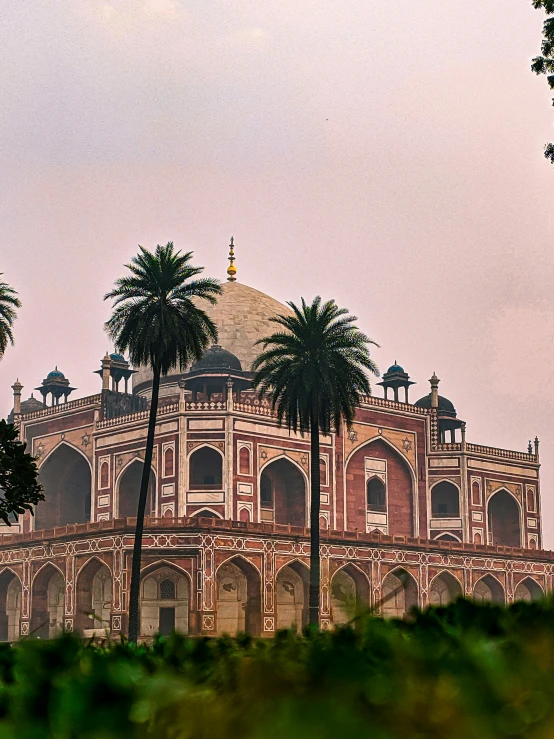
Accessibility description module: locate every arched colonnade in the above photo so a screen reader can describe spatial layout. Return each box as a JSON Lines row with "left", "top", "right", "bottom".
{"left": 0, "top": 560, "right": 546, "bottom": 641}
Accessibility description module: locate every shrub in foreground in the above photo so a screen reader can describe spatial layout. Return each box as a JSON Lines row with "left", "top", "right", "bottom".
{"left": 2, "top": 598, "right": 554, "bottom": 738}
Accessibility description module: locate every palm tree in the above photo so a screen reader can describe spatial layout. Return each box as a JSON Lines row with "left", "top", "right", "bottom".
{"left": 0, "top": 276, "right": 21, "bottom": 359}
{"left": 105, "top": 243, "right": 221, "bottom": 642}
{"left": 252, "top": 297, "right": 378, "bottom": 627}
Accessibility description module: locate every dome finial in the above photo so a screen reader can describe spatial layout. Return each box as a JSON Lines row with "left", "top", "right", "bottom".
{"left": 227, "top": 236, "right": 237, "bottom": 282}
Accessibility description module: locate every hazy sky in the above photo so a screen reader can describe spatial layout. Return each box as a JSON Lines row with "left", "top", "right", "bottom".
{"left": 2, "top": 1, "right": 554, "bottom": 542}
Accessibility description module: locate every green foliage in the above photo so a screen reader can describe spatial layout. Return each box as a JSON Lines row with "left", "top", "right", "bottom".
{"left": 104, "top": 243, "right": 221, "bottom": 374}
{"left": 531, "top": 1, "right": 554, "bottom": 162}
{"left": 252, "top": 296, "right": 379, "bottom": 435}
{"left": 0, "top": 275, "right": 21, "bottom": 359}
{"left": 3, "top": 599, "right": 554, "bottom": 737}
{"left": 0, "top": 420, "right": 43, "bottom": 525}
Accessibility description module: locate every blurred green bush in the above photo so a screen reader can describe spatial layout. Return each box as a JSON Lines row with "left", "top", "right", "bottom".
{"left": 2, "top": 598, "right": 554, "bottom": 738}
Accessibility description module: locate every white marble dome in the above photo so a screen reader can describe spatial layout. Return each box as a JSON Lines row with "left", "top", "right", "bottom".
{"left": 132, "top": 281, "right": 291, "bottom": 392}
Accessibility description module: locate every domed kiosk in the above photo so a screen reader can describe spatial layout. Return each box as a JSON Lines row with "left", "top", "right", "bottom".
{"left": 414, "top": 373, "right": 464, "bottom": 443}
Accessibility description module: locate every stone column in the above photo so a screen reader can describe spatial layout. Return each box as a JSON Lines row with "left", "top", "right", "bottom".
{"left": 11, "top": 380, "right": 22, "bottom": 419}
{"left": 101, "top": 353, "right": 111, "bottom": 391}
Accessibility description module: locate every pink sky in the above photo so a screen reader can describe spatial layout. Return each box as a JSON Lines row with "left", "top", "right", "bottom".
{"left": 2, "top": 1, "right": 554, "bottom": 543}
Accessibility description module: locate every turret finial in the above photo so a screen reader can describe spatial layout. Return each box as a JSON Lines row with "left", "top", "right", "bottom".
{"left": 227, "top": 236, "right": 237, "bottom": 282}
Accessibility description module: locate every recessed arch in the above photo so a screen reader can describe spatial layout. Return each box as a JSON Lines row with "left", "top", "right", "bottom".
{"left": 0, "top": 569, "right": 21, "bottom": 641}
{"left": 430, "top": 480, "right": 460, "bottom": 517}
{"left": 75, "top": 555, "right": 113, "bottom": 580}
{"left": 381, "top": 567, "right": 418, "bottom": 618}
{"left": 75, "top": 558, "right": 112, "bottom": 633}
{"left": 473, "top": 574, "right": 505, "bottom": 605}
{"left": 346, "top": 437, "right": 417, "bottom": 536}
{"left": 330, "top": 563, "right": 370, "bottom": 625}
{"left": 140, "top": 559, "right": 193, "bottom": 585}
{"left": 35, "top": 442, "right": 92, "bottom": 529}
{"left": 188, "top": 507, "right": 223, "bottom": 519}
{"left": 140, "top": 563, "right": 190, "bottom": 636}
{"left": 31, "top": 563, "right": 65, "bottom": 638}
{"left": 276, "top": 560, "right": 310, "bottom": 632}
{"left": 216, "top": 554, "right": 262, "bottom": 579}
{"left": 116, "top": 459, "right": 156, "bottom": 519}
{"left": 514, "top": 577, "right": 544, "bottom": 602}
{"left": 429, "top": 571, "right": 463, "bottom": 606}
{"left": 39, "top": 440, "right": 92, "bottom": 469}
{"left": 189, "top": 445, "right": 223, "bottom": 488}
{"left": 216, "top": 556, "right": 261, "bottom": 636}
{"left": 259, "top": 457, "right": 308, "bottom": 526}
{"left": 487, "top": 489, "right": 521, "bottom": 547}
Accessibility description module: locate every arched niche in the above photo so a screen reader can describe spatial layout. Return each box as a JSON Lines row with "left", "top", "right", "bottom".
{"left": 381, "top": 568, "right": 418, "bottom": 619}
{"left": 429, "top": 572, "right": 462, "bottom": 607}
{"left": 473, "top": 574, "right": 505, "bottom": 605}
{"left": 140, "top": 565, "right": 190, "bottom": 637}
{"left": 331, "top": 565, "right": 370, "bottom": 626}
{"left": 216, "top": 557, "right": 261, "bottom": 636}
{"left": 431, "top": 481, "right": 460, "bottom": 517}
{"left": 36, "top": 444, "right": 91, "bottom": 529}
{"left": 367, "top": 477, "right": 386, "bottom": 511}
{"left": 488, "top": 490, "right": 521, "bottom": 547}
{"left": 117, "top": 460, "right": 156, "bottom": 519}
{"left": 435, "top": 533, "right": 461, "bottom": 543}
{"left": 75, "top": 559, "right": 112, "bottom": 634}
{"left": 0, "top": 570, "right": 21, "bottom": 641}
{"left": 189, "top": 446, "right": 223, "bottom": 488}
{"left": 346, "top": 439, "right": 414, "bottom": 535}
{"left": 189, "top": 508, "right": 222, "bottom": 519}
{"left": 239, "top": 446, "right": 251, "bottom": 475}
{"left": 259, "top": 458, "right": 307, "bottom": 527}
{"left": 275, "top": 561, "right": 309, "bottom": 632}
{"left": 514, "top": 577, "right": 544, "bottom": 602}
{"left": 31, "top": 565, "right": 65, "bottom": 638}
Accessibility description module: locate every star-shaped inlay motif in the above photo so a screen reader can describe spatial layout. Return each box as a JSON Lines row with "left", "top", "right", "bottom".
{"left": 260, "top": 450, "right": 268, "bottom": 460}
{"left": 402, "top": 437, "right": 412, "bottom": 451}
{"left": 35, "top": 443, "right": 44, "bottom": 459}
{"left": 348, "top": 429, "right": 358, "bottom": 442}
{"left": 81, "top": 433, "right": 91, "bottom": 448}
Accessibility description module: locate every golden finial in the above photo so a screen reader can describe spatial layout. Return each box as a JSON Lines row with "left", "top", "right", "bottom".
{"left": 227, "top": 236, "right": 237, "bottom": 282}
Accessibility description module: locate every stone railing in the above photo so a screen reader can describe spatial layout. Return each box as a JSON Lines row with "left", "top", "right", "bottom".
{"left": 360, "top": 396, "right": 429, "bottom": 414}
{"left": 466, "top": 442, "right": 538, "bottom": 464}
{"left": 186, "top": 401, "right": 226, "bottom": 411}
{"left": 96, "top": 402, "right": 179, "bottom": 430}
{"left": 22, "top": 394, "right": 102, "bottom": 420}
{"left": 234, "top": 401, "right": 276, "bottom": 417}
{"left": 435, "top": 443, "right": 462, "bottom": 452}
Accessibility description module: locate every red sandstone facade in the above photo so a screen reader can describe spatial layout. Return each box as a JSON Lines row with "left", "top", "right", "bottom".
{"left": 0, "top": 280, "right": 548, "bottom": 639}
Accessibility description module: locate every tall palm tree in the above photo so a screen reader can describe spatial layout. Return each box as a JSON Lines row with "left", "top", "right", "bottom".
{"left": 105, "top": 243, "right": 221, "bottom": 642}
{"left": 252, "top": 297, "right": 378, "bottom": 627}
{"left": 0, "top": 276, "right": 21, "bottom": 359}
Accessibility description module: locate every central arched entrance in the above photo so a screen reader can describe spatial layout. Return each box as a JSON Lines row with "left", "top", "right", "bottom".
{"left": 140, "top": 565, "right": 190, "bottom": 637}
{"left": 36, "top": 445, "right": 91, "bottom": 529}
{"left": 216, "top": 557, "right": 261, "bottom": 636}
{"left": 259, "top": 458, "right": 307, "bottom": 526}
{"left": 488, "top": 490, "right": 521, "bottom": 547}
{"left": 117, "top": 461, "right": 156, "bottom": 519}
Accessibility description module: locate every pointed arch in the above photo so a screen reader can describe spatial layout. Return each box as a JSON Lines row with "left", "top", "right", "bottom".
{"left": 188, "top": 507, "right": 223, "bottom": 519}
{"left": 514, "top": 577, "right": 544, "bottom": 602}
{"left": 330, "top": 563, "right": 370, "bottom": 625}
{"left": 140, "top": 563, "right": 190, "bottom": 636}
{"left": 116, "top": 458, "right": 156, "bottom": 519}
{"left": 0, "top": 569, "right": 21, "bottom": 641}
{"left": 216, "top": 555, "right": 261, "bottom": 636}
{"left": 31, "top": 563, "right": 65, "bottom": 638}
{"left": 345, "top": 437, "right": 417, "bottom": 536}
{"left": 429, "top": 571, "right": 463, "bottom": 606}
{"left": 39, "top": 439, "right": 92, "bottom": 469}
{"left": 259, "top": 457, "right": 308, "bottom": 526}
{"left": 75, "top": 558, "right": 112, "bottom": 633}
{"left": 381, "top": 567, "right": 418, "bottom": 618}
{"left": 430, "top": 480, "right": 460, "bottom": 517}
{"left": 487, "top": 489, "right": 522, "bottom": 547}
{"left": 473, "top": 574, "right": 505, "bottom": 605}
{"left": 435, "top": 533, "right": 462, "bottom": 543}
{"left": 36, "top": 443, "right": 92, "bottom": 529}
{"left": 276, "top": 560, "right": 310, "bottom": 632}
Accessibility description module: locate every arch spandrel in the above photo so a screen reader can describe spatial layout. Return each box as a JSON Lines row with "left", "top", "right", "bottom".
{"left": 345, "top": 425, "right": 417, "bottom": 473}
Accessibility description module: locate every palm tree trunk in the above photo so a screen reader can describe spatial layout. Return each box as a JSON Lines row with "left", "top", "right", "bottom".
{"left": 127, "top": 362, "right": 161, "bottom": 643}
{"left": 308, "top": 411, "right": 320, "bottom": 628}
